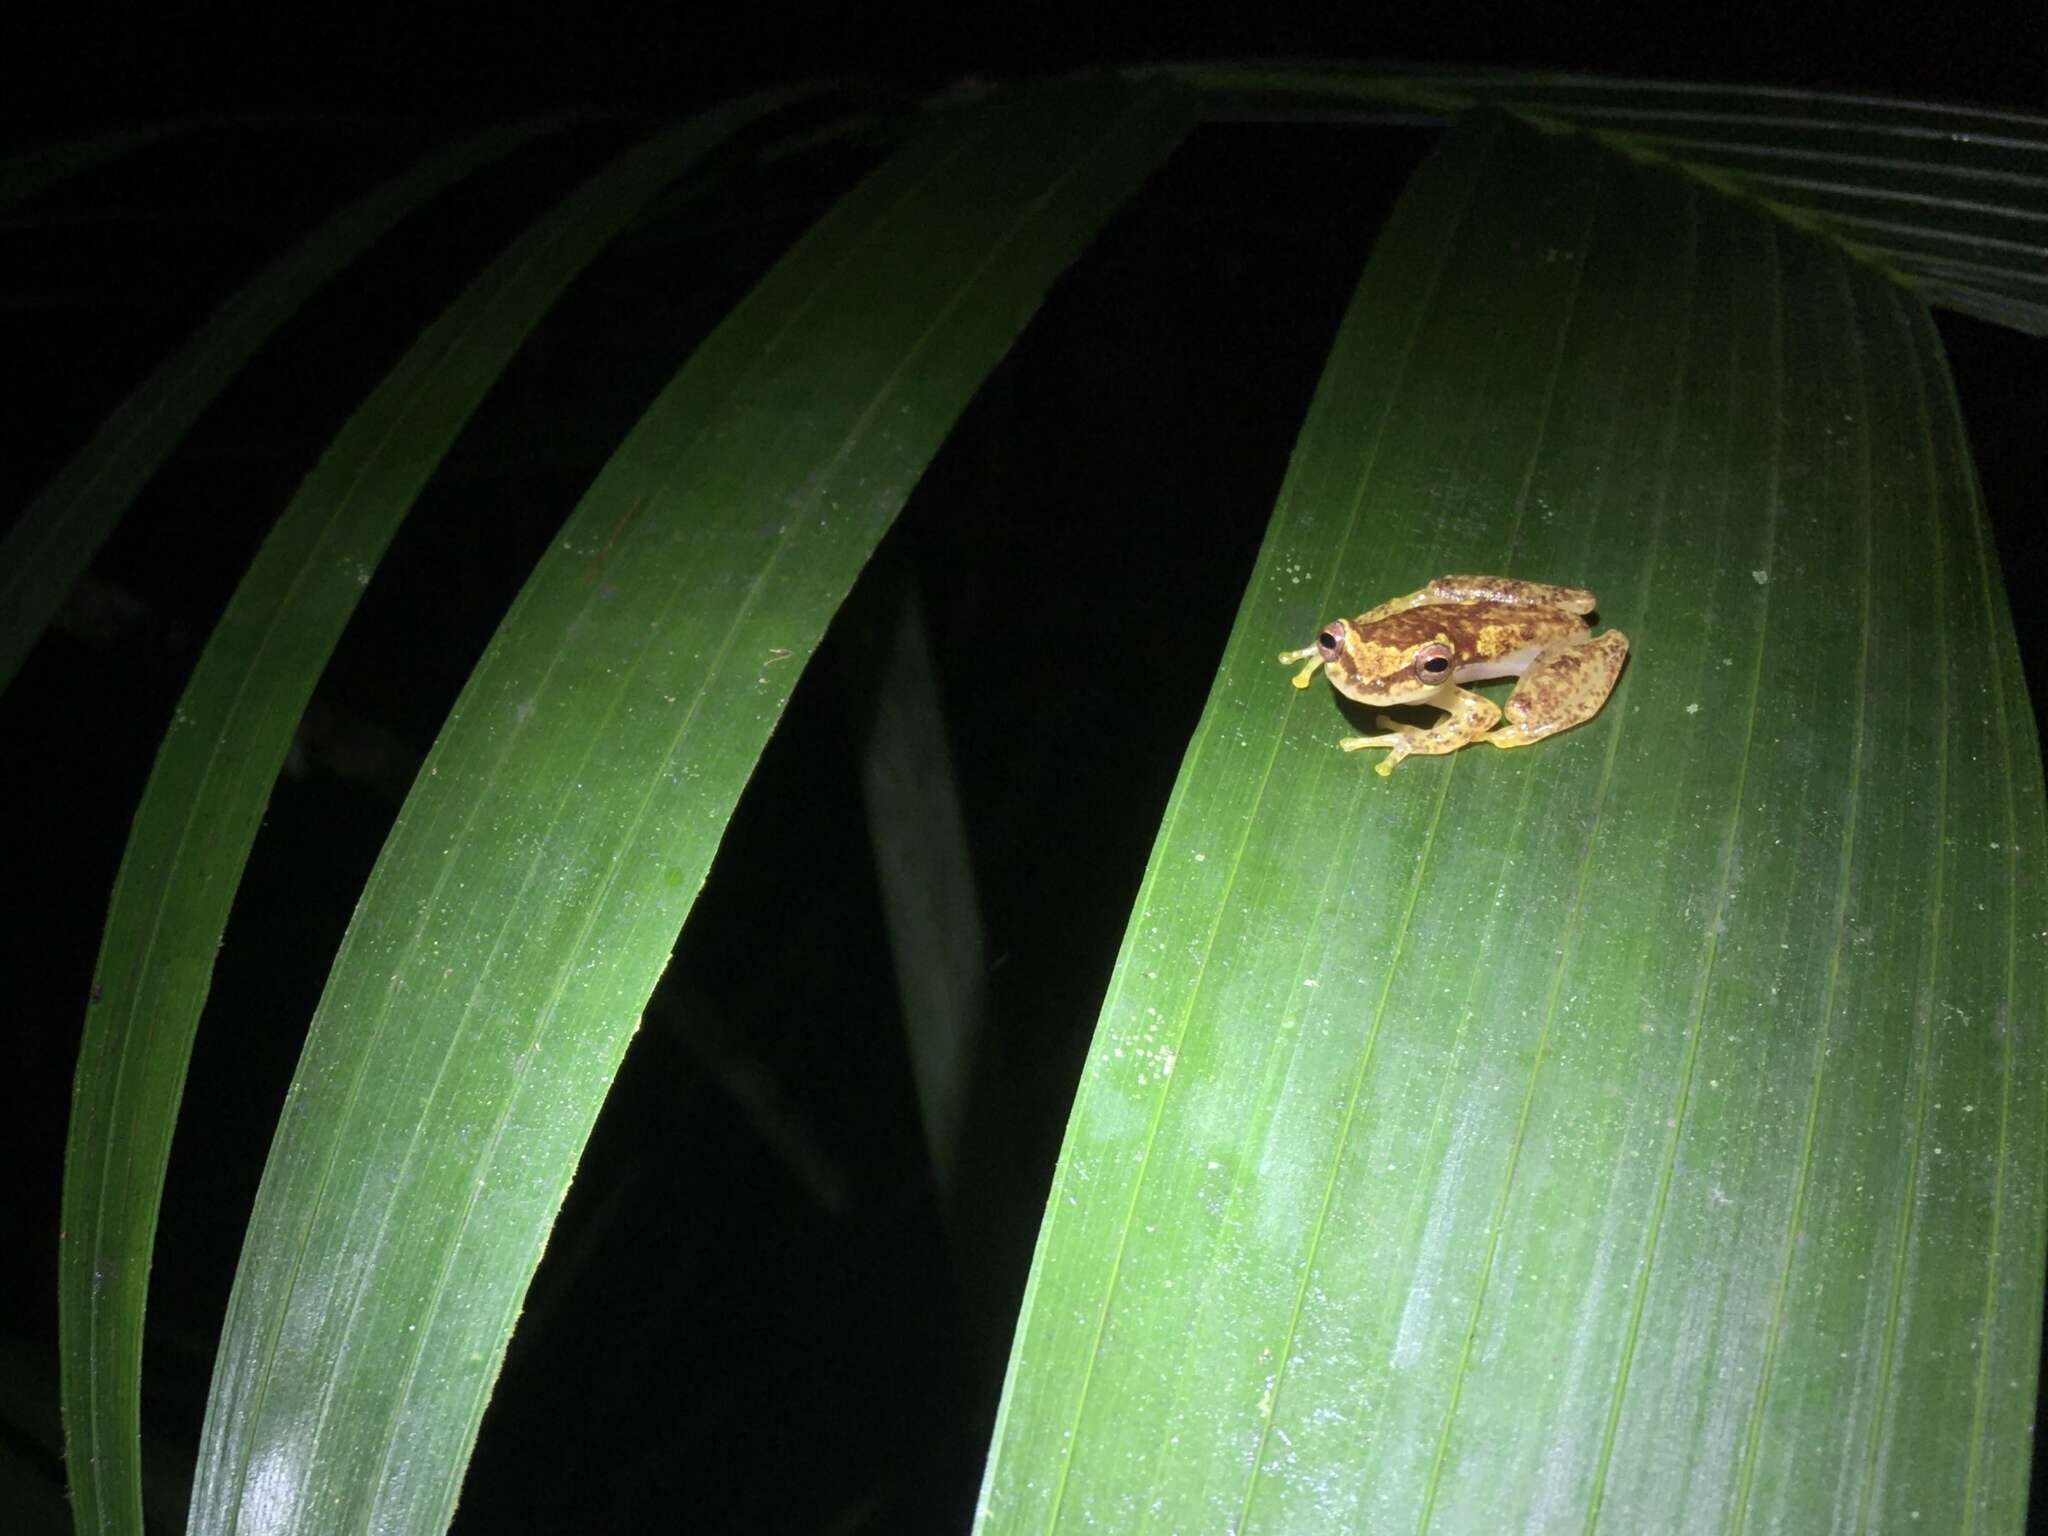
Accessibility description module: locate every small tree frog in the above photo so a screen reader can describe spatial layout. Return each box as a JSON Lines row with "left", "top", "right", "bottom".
{"left": 1279, "top": 574, "right": 1629, "bottom": 776}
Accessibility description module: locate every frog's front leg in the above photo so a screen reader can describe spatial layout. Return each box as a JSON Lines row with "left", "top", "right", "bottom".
{"left": 1341, "top": 684, "right": 1501, "bottom": 777}
{"left": 1489, "top": 629, "right": 1630, "bottom": 750}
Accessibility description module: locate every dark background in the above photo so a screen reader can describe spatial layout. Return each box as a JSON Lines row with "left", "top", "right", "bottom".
{"left": 4, "top": 7, "right": 2043, "bottom": 1533}
{"left": 7, "top": 3, "right": 2048, "bottom": 127}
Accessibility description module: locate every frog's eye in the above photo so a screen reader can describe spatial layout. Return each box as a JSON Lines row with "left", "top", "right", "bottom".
{"left": 1413, "top": 642, "right": 1455, "bottom": 682}
{"left": 1315, "top": 624, "right": 1345, "bottom": 660}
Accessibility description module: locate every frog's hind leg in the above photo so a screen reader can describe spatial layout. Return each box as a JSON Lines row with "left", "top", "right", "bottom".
{"left": 1357, "top": 575, "right": 1597, "bottom": 624}
{"left": 1489, "top": 629, "right": 1629, "bottom": 750}
{"left": 1342, "top": 685, "right": 1500, "bottom": 777}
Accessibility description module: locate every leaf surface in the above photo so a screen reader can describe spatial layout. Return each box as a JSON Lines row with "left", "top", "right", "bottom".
{"left": 185, "top": 83, "right": 1192, "bottom": 1536}
{"left": 977, "top": 109, "right": 2045, "bottom": 1536}
{"left": 56, "top": 97, "right": 801, "bottom": 1536}
{"left": 1154, "top": 63, "right": 2048, "bottom": 336}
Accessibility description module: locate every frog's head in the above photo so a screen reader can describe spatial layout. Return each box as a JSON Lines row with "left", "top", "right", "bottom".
{"left": 1305, "top": 615, "right": 1456, "bottom": 705}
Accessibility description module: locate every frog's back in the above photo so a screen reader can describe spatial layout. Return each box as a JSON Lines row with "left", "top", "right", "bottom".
{"left": 1427, "top": 574, "right": 1597, "bottom": 615}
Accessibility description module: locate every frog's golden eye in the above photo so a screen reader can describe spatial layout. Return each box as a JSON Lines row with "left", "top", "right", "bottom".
{"left": 1316, "top": 623, "right": 1346, "bottom": 660}
{"left": 1413, "top": 641, "right": 1455, "bottom": 683}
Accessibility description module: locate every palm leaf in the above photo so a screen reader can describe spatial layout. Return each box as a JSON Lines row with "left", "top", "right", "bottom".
{"left": 55, "top": 95, "right": 804, "bottom": 1536}
{"left": 976, "top": 106, "right": 2044, "bottom": 1533}
{"left": 23, "top": 65, "right": 2039, "bottom": 1536}
{"left": 1153, "top": 63, "right": 2048, "bottom": 336}
{"left": 0, "top": 124, "right": 192, "bottom": 208}
{"left": 181, "top": 83, "right": 1190, "bottom": 1535}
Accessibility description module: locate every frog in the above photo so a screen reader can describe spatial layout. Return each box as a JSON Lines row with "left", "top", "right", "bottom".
{"left": 1279, "top": 574, "right": 1629, "bottom": 776}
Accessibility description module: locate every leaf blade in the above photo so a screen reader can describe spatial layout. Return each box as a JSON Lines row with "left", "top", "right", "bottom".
{"left": 53, "top": 98, "right": 810, "bottom": 1536}
{"left": 1150, "top": 63, "right": 2048, "bottom": 336}
{"left": 186, "top": 82, "right": 1194, "bottom": 1536}
{"left": 977, "top": 110, "right": 2045, "bottom": 1535}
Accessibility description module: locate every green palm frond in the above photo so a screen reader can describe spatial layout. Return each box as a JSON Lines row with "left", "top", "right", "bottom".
{"left": 18, "top": 66, "right": 2039, "bottom": 1536}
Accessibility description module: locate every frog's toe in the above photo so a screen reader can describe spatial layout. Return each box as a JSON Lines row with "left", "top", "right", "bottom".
{"left": 1337, "top": 730, "right": 1411, "bottom": 775}
{"left": 1487, "top": 720, "right": 1562, "bottom": 749}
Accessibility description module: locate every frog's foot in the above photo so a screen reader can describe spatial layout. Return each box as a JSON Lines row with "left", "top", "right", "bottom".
{"left": 1341, "top": 686, "right": 1503, "bottom": 776}
{"left": 1340, "top": 720, "right": 1422, "bottom": 777}
{"left": 1277, "top": 645, "right": 1324, "bottom": 689}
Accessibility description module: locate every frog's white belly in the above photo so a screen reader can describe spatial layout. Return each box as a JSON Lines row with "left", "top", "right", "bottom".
{"left": 1452, "top": 643, "right": 1544, "bottom": 685}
